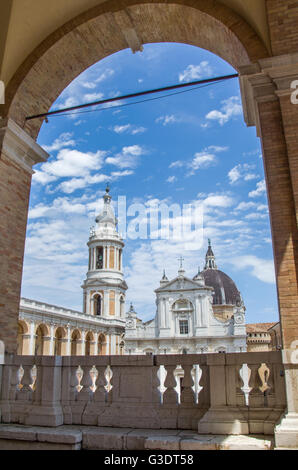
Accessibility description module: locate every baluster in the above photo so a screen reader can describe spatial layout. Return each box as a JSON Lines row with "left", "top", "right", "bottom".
{"left": 105, "top": 365, "right": 113, "bottom": 402}
{"left": 181, "top": 364, "right": 195, "bottom": 404}
{"left": 9, "top": 365, "right": 21, "bottom": 401}
{"left": 94, "top": 366, "right": 107, "bottom": 402}
{"left": 197, "top": 364, "right": 209, "bottom": 408}
{"left": 152, "top": 365, "right": 162, "bottom": 404}
{"left": 163, "top": 365, "right": 178, "bottom": 404}
{"left": 258, "top": 363, "right": 271, "bottom": 407}
{"left": 17, "top": 365, "right": 33, "bottom": 400}
{"left": 193, "top": 365, "right": 203, "bottom": 404}
{"left": 78, "top": 365, "right": 93, "bottom": 401}
{"left": 258, "top": 363, "right": 270, "bottom": 393}
{"left": 31, "top": 365, "right": 37, "bottom": 391}
{"left": 69, "top": 366, "right": 80, "bottom": 401}
{"left": 239, "top": 363, "right": 252, "bottom": 406}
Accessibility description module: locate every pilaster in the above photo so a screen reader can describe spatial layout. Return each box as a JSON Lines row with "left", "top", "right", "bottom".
{"left": 275, "top": 345, "right": 298, "bottom": 448}
{"left": 240, "top": 55, "right": 298, "bottom": 446}
{"left": 0, "top": 118, "right": 48, "bottom": 353}
{"left": 239, "top": 54, "right": 298, "bottom": 350}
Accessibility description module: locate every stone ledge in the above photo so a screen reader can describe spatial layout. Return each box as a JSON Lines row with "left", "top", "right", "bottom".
{"left": 0, "top": 424, "right": 82, "bottom": 450}
{"left": 0, "top": 424, "right": 276, "bottom": 450}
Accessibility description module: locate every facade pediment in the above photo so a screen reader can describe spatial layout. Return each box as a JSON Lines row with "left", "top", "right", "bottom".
{"left": 155, "top": 276, "right": 210, "bottom": 293}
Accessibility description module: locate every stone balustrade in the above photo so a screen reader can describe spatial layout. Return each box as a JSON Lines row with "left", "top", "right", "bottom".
{"left": 0, "top": 352, "right": 286, "bottom": 435}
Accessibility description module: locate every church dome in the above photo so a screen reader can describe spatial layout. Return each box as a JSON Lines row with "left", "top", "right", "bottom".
{"left": 201, "top": 268, "right": 242, "bottom": 306}
{"left": 201, "top": 240, "right": 242, "bottom": 306}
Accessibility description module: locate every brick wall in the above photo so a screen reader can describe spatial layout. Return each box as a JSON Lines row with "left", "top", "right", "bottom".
{"left": 266, "top": 0, "right": 298, "bottom": 55}
{"left": 0, "top": 152, "right": 32, "bottom": 353}
{"left": 258, "top": 99, "right": 298, "bottom": 349}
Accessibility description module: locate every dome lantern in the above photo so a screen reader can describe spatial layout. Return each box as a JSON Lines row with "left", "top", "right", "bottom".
{"left": 204, "top": 239, "right": 217, "bottom": 270}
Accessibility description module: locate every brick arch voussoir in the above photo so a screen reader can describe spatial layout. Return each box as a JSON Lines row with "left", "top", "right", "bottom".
{"left": 3, "top": 0, "right": 269, "bottom": 140}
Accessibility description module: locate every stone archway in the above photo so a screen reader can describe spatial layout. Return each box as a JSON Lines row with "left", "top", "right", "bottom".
{"left": 98, "top": 333, "right": 106, "bottom": 355}
{"left": 0, "top": 0, "right": 297, "bottom": 361}
{"left": 3, "top": 0, "right": 268, "bottom": 140}
{"left": 0, "top": 0, "right": 297, "bottom": 446}
{"left": 17, "top": 320, "right": 30, "bottom": 355}
{"left": 35, "top": 324, "right": 50, "bottom": 355}
{"left": 54, "top": 326, "right": 67, "bottom": 356}
{"left": 71, "top": 329, "right": 82, "bottom": 356}
{"left": 85, "top": 331, "right": 95, "bottom": 355}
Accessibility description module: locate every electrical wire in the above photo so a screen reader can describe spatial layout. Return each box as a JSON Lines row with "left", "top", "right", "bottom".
{"left": 48, "top": 80, "right": 224, "bottom": 119}
{"left": 25, "top": 73, "right": 238, "bottom": 121}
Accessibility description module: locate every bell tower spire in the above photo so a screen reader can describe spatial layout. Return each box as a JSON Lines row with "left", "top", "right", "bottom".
{"left": 82, "top": 185, "right": 127, "bottom": 319}
{"left": 204, "top": 239, "right": 217, "bottom": 270}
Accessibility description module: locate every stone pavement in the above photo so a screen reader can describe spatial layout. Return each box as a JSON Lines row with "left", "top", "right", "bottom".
{"left": 0, "top": 424, "right": 275, "bottom": 450}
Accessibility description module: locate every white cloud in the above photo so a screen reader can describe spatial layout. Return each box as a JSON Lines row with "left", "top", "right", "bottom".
{"left": 228, "top": 255, "right": 275, "bottom": 284}
{"left": 228, "top": 163, "right": 258, "bottom": 185}
{"left": 131, "top": 126, "right": 146, "bottom": 135}
{"left": 40, "top": 148, "right": 106, "bottom": 179}
{"left": 235, "top": 201, "right": 257, "bottom": 211}
{"left": 228, "top": 166, "right": 241, "bottom": 184}
{"left": 187, "top": 146, "right": 228, "bottom": 175}
{"left": 81, "top": 81, "right": 96, "bottom": 89}
{"left": 155, "top": 115, "right": 179, "bottom": 126}
{"left": 58, "top": 174, "right": 109, "bottom": 194}
{"left": 42, "top": 133, "right": 76, "bottom": 153}
{"left": 33, "top": 171, "right": 57, "bottom": 184}
{"left": 105, "top": 145, "right": 145, "bottom": 169}
{"left": 244, "top": 212, "right": 267, "bottom": 220}
{"left": 168, "top": 146, "right": 227, "bottom": 176}
{"left": 179, "top": 62, "right": 213, "bottom": 82}
{"left": 249, "top": 179, "right": 266, "bottom": 198}
{"left": 83, "top": 92, "right": 104, "bottom": 102}
{"left": 29, "top": 198, "right": 86, "bottom": 219}
{"left": 112, "top": 124, "right": 146, "bottom": 135}
{"left": 203, "top": 194, "right": 234, "bottom": 208}
{"left": 95, "top": 68, "right": 114, "bottom": 83}
{"left": 169, "top": 160, "right": 184, "bottom": 169}
{"left": 113, "top": 124, "right": 131, "bottom": 134}
{"left": 166, "top": 176, "right": 177, "bottom": 183}
{"left": 206, "top": 96, "right": 242, "bottom": 125}
{"left": 189, "top": 152, "right": 215, "bottom": 171}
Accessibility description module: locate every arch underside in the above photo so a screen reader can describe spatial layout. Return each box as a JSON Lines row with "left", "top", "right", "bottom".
{"left": 3, "top": 0, "right": 269, "bottom": 140}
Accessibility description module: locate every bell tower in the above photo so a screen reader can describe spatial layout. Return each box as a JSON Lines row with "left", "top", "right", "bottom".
{"left": 82, "top": 185, "right": 127, "bottom": 319}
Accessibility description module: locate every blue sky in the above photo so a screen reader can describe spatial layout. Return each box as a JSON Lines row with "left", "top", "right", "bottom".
{"left": 21, "top": 42, "right": 279, "bottom": 324}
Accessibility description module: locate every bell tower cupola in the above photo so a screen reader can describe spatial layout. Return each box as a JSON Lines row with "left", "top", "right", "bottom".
{"left": 82, "top": 185, "right": 127, "bottom": 319}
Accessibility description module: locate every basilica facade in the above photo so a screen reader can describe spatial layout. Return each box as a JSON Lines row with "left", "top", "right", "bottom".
{"left": 125, "top": 241, "right": 247, "bottom": 355}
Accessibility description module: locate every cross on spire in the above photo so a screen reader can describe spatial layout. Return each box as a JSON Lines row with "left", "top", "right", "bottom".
{"left": 178, "top": 256, "right": 184, "bottom": 269}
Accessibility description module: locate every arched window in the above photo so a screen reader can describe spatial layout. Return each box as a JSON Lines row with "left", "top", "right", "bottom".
{"left": 71, "top": 329, "right": 81, "bottom": 355}
{"left": 98, "top": 333, "right": 106, "bottom": 355}
{"left": 93, "top": 294, "right": 102, "bottom": 316}
{"left": 85, "top": 332, "right": 94, "bottom": 355}
{"left": 96, "top": 247, "right": 103, "bottom": 269}
{"left": 54, "top": 327, "right": 66, "bottom": 355}
{"left": 96, "top": 295, "right": 102, "bottom": 316}
{"left": 35, "top": 324, "right": 48, "bottom": 355}
{"left": 17, "top": 321, "right": 29, "bottom": 355}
